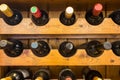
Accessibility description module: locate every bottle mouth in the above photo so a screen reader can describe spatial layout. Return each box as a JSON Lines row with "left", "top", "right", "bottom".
{"left": 0, "top": 40, "right": 8, "bottom": 47}
{"left": 65, "top": 43, "right": 73, "bottom": 50}
{"left": 103, "top": 41, "right": 112, "bottom": 50}
{"left": 31, "top": 41, "right": 39, "bottom": 49}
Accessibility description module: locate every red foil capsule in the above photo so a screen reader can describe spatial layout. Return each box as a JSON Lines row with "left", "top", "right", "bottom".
{"left": 92, "top": 3, "right": 103, "bottom": 16}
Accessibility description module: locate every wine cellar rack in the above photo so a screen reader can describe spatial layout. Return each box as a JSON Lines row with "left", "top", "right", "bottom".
{"left": 0, "top": 0, "right": 120, "bottom": 80}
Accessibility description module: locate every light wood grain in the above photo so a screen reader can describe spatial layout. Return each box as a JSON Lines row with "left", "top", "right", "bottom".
{"left": 0, "top": 18, "right": 120, "bottom": 34}
{"left": 0, "top": 49, "right": 120, "bottom": 66}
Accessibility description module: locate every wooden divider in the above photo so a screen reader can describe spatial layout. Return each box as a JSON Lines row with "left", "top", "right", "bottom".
{"left": 0, "top": 18, "right": 120, "bottom": 34}
{"left": 0, "top": 49, "right": 119, "bottom": 66}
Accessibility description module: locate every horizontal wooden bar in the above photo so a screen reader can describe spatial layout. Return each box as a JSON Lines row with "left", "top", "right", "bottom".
{"left": 2, "top": 34, "right": 120, "bottom": 39}
{"left": 0, "top": 49, "right": 119, "bottom": 66}
{"left": 0, "top": 18, "right": 120, "bottom": 35}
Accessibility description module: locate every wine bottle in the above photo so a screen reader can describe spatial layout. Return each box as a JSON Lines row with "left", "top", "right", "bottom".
{"left": 85, "top": 3, "right": 104, "bottom": 25}
{"left": 0, "top": 39, "right": 23, "bottom": 57}
{"left": 30, "top": 41, "right": 50, "bottom": 57}
{"left": 109, "top": 9, "right": 120, "bottom": 25}
{"left": 32, "top": 69, "right": 50, "bottom": 80}
{"left": 30, "top": 6, "right": 49, "bottom": 26}
{"left": 112, "top": 41, "right": 120, "bottom": 56}
{"left": 59, "top": 68, "right": 76, "bottom": 80}
{"left": 59, "top": 6, "right": 76, "bottom": 26}
{"left": 0, "top": 69, "right": 31, "bottom": 80}
{"left": 58, "top": 41, "right": 77, "bottom": 57}
{"left": 103, "top": 41, "right": 112, "bottom": 50}
{"left": 85, "top": 40, "right": 104, "bottom": 57}
{"left": 82, "top": 67, "right": 103, "bottom": 80}
{"left": 0, "top": 4, "right": 22, "bottom": 25}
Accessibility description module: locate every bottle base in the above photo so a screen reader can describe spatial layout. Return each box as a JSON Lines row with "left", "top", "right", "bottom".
{"left": 112, "top": 41, "right": 120, "bottom": 56}
{"left": 109, "top": 10, "right": 120, "bottom": 25}
{"left": 31, "top": 10, "right": 49, "bottom": 26}
{"left": 85, "top": 40, "right": 104, "bottom": 57}
{"left": 2, "top": 9, "right": 23, "bottom": 26}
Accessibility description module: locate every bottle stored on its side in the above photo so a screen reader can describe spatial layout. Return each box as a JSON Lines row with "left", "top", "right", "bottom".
{"left": 59, "top": 68, "right": 76, "bottom": 80}
{"left": 59, "top": 6, "right": 76, "bottom": 26}
{"left": 112, "top": 41, "right": 120, "bottom": 56}
{"left": 30, "top": 41, "right": 50, "bottom": 57}
{"left": 85, "top": 40, "right": 104, "bottom": 57}
{"left": 32, "top": 69, "right": 50, "bottom": 80}
{"left": 0, "top": 4, "right": 23, "bottom": 25}
{"left": 58, "top": 41, "right": 77, "bottom": 57}
{"left": 30, "top": 6, "right": 49, "bottom": 26}
{"left": 82, "top": 67, "right": 103, "bottom": 80}
{"left": 109, "top": 9, "right": 120, "bottom": 25}
{"left": 0, "top": 39, "right": 23, "bottom": 57}
{"left": 85, "top": 3, "right": 104, "bottom": 25}
{"left": 0, "top": 69, "right": 31, "bottom": 80}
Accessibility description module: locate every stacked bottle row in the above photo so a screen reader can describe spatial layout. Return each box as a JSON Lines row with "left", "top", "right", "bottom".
{"left": 0, "top": 67, "right": 103, "bottom": 80}
{"left": 0, "top": 3, "right": 120, "bottom": 26}
{"left": 0, "top": 38, "right": 120, "bottom": 58}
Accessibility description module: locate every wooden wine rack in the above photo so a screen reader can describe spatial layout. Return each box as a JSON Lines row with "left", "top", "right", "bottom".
{"left": 0, "top": 0, "right": 120, "bottom": 80}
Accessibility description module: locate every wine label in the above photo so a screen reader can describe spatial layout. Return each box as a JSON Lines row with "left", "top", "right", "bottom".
{"left": 0, "top": 4, "right": 13, "bottom": 17}
{"left": 65, "top": 6, "right": 74, "bottom": 19}
{"left": 16, "top": 69, "right": 30, "bottom": 78}
{"left": 30, "top": 6, "right": 41, "bottom": 18}
{"left": 0, "top": 77, "right": 12, "bottom": 80}
{"left": 35, "top": 77, "right": 43, "bottom": 80}
{"left": 93, "top": 76, "right": 102, "bottom": 80}
{"left": 92, "top": 3, "right": 103, "bottom": 16}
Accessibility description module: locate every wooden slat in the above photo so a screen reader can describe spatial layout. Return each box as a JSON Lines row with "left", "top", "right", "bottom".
{"left": 0, "top": 18, "right": 120, "bottom": 34}
{"left": 0, "top": 49, "right": 120, "bottom": 66}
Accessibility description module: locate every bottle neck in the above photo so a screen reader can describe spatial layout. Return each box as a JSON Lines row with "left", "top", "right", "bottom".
{"left": 35, "top": 77, "right": 43, "bottom": 80}
{"left": 0, "top": 4, "right": 13, "bottom": 17}
{"left": 0, "top": 40, "right": 13, "bottom": 48}
{"left": 93, "top": 76, "right": 102, "bottom": 80}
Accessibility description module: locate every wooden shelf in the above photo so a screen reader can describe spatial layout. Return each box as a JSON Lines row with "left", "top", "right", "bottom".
{"left": 0, "top": 18, "right": 120, "bottom": 35}
{"left": 0, "top": 49, "right": 119, "bottom": 66}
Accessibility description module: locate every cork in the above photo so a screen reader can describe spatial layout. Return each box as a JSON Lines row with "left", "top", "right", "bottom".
{"left": 65, "top": 6, "right": 74, "bottom": 19}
